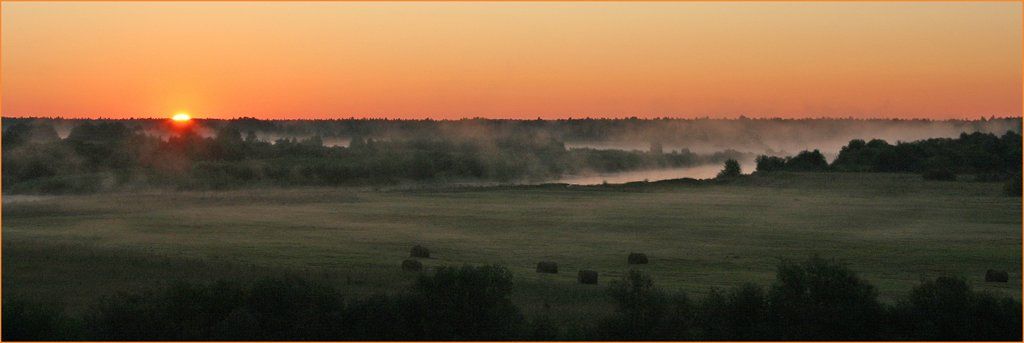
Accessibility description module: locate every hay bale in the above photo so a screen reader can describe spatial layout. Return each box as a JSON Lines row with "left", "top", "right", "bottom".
{"left": 985, "top": 269, "right": 1009, "bottom": 282}
{"left": 628, "top": 253, "right": 649, "bottom": 265}
{"left": 536, "top": 261, "right": 558, "bottom": 274}
{"left": 402, "top": 259, "right": 423, "bottom": 272}
{"left": 410, "top": 245, "right": 430, "bottom": 258}
{"left": 578, "top": 270, "right": 598, "bottom": 284}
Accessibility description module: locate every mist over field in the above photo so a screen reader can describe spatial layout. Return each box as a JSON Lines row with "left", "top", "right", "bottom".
{"left": 4, "top": 117, "right": 1019, "bottom": 188}
{"left": 562, "top": 118, "right": 1021, "bottom": 159}
{"left": 245, "top": 117, "right": 1020, "bottom": 159}
{"left": 13, "top": 116, "right": 1021, "bottom": 155}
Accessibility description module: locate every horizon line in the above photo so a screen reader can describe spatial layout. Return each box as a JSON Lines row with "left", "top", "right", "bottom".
{"left": 3, "top": 115, "right": 1023, "bottom": 122}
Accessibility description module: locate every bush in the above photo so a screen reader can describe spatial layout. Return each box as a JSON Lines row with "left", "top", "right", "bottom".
{"left": 78, "top": 266, "right": 526, "bottom": 340}
{"left": 407, "top": 265, "right": 524, "bottom": 340}
{"left": 889, "top": 276, "right": 1022, "bottom": 340}
{"left": 695, "top": 283, "right": 770, "bottom": 340}
{"left": 767, "top": 256, "right": 883, "bottom": 340}
{"left": 84, "top": 278, "right": 345, "bottom": 340}
{"left": 85, "top": 281, "right": 250, "bottom": 340}
{"left": 598, "top": 269, "right": 697, "bottom": 340}
{"left": 338, "top": 294, "right": 402, "bottom": 340}
{"left": 716, "top": 159, "right": 742, "bottom": 178}
{"left": 246, "top": 276, "right": 346, "bottom": 340}
{"left": 599, "top": 270, "right": 667, "bottom": 339}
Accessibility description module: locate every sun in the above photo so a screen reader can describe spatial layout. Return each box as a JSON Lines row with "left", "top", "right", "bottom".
{"left": 171, "top": 113, "right": 192, "bottom": 122}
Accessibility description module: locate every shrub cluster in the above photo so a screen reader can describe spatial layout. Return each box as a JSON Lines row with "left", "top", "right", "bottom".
{"left": 715, "top": 159, "right": 743, "bottom": 178}
{"left": 5, "top": 266, "right": 525, "bottom": 341}
{"left": 4, "top": 258, "right": 1020, "bottom": 341}
{"left": 754, "top": 150, "right": 829, "bottom": 173}
{"left": 595, "top": 256, "right": 1020, "bottom": 341}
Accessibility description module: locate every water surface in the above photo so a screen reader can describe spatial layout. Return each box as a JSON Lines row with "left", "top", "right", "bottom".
{"left": 550, "top": 161, "right": 754, "bottom": 185}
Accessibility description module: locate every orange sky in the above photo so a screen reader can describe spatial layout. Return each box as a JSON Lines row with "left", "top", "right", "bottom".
{"left": 1, "top": 2, "right": 1021, "bottom": 120}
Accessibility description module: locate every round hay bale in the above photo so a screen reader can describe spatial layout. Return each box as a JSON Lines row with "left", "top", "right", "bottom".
{"left": 410, "top": 245, "right": 430, "bottom": 258}
{"left": 578, "top": 270, "right": 598, "bottom": 284}
{"left": 986, "top": 269, "right": 1009, "bottom": 282}
{"left": 628, "top": 252, "right": 649, "bottom": 265}
{"left": 536, "top": 261, "right": 558, "bottom": 274}
{"left": 402, "top": 259, "right": 423, "bottom": 272}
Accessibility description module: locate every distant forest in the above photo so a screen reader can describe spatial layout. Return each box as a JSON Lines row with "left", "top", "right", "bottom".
{"left": 4, "top": 116, "right": 1020, "bottom": 154}
{"left": 2, "top": 119, "right": 746, "bottom": 193}
{"left": 2, "top": 117, "right": 1020, "bottom": 194}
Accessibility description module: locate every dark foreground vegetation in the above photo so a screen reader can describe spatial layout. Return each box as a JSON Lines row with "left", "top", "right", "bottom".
{"left": 755, "top": 131, "right": 1023, "bottom": 195}
{"left": 5, "top": 257, "right": 1020, "bottom": 341}
{"left": 2, "top": 120, "right": 745, "bottom": 193}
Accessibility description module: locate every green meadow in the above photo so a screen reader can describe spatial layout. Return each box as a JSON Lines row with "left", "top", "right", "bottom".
{"left": 3, "top": 172, "right": 1020, "bottom": 325}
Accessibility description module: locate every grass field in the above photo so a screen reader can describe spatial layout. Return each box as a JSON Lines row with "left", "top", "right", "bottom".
{"left": 3, "top": 172, "right": 1020, "bottom": 326}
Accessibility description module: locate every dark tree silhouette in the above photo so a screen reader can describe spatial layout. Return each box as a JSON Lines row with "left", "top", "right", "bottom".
{"left": 717, "top": 159, "right": 742, "bottom": 178}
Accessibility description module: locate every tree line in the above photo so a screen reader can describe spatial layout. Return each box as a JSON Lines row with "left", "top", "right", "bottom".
{"left": 5, "top": 116, "right": 1017, "bottom": 150}
{"left": 4, "top": 257, "right": 1020, "bottom": 341}
{"left": 1, "top": 120, "right": 744, "bottom": 193}
{"left": 754, "top": 131, "right": 1022, "bottom": 194}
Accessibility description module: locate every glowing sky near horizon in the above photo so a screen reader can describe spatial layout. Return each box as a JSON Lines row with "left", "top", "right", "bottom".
{"left": 1, "top": 2, "right": 1021, "bottom": 119}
